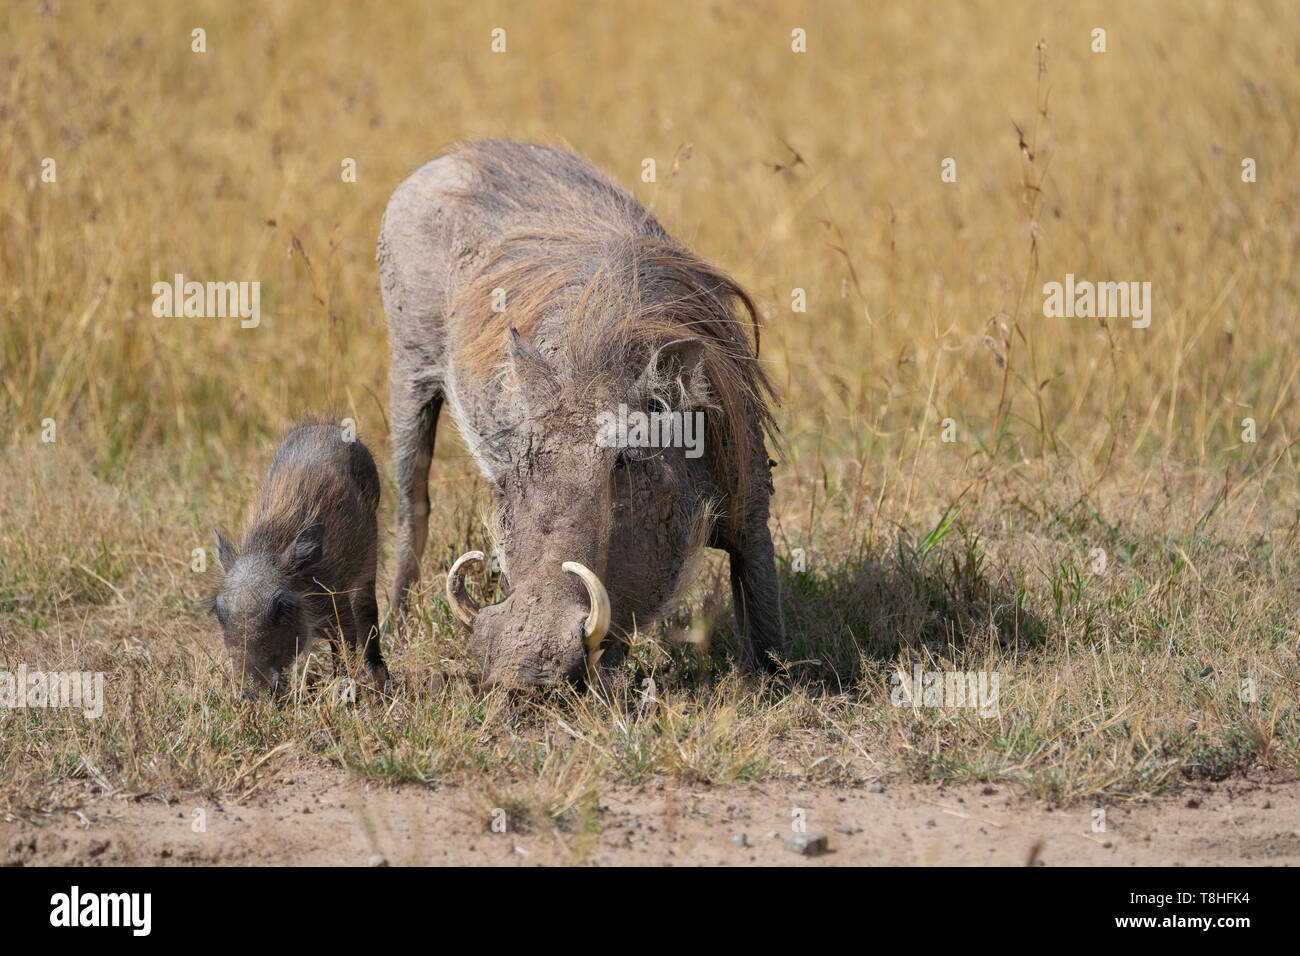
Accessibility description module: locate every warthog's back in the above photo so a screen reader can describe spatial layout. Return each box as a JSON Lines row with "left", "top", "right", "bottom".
{"left": 377, "top": 140, "right": 671, "bottom": 357}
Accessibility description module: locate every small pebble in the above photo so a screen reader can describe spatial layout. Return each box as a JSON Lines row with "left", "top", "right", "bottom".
{"left": 784, "top": 832, "right": 829, "bottom": 857}
{"left": 368, "top": 855, "right": 388, "bottom": 867}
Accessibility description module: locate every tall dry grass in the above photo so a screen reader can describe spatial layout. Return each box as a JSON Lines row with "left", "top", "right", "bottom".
{"left": 1, "top": 0, "right": 1297, "bottom": 823}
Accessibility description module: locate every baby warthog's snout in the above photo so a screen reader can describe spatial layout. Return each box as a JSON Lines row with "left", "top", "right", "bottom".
{"left": 226, "top": 629, "right": 296, "bottom": 699}
{"left": 446, "top": 552, "right": 609, "bottom": 687}
{"left": 238, "top": 666, "right": 284, "bottom": 700}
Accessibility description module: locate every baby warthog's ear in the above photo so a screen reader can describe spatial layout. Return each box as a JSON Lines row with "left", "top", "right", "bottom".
{"left": 645, "top": 337, "right": 708, "bottom": 407}
{"left": 282, "top": 522, "right": 325, "bottom": 576}
{"left": 214, "top": 528, "right": 238, "bottom": 571}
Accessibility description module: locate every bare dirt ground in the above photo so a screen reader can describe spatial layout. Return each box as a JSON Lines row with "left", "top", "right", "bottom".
{"left": 4, "top": 770, "right": 1296, "bottom": 866}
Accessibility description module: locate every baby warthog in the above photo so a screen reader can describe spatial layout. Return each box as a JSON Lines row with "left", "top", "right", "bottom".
{"left": 212, "top": 424, "right": 388, "bottom": 697}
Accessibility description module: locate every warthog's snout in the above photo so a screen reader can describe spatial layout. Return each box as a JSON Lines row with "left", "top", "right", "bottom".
{"left": 447, "top": 553, "right": 610, "bottom": 687}
{"left": 239, "top": 674, "right": 284, "bottom": 701}
{"left": 229, "top": 651, "right": 290, "bottom": 700}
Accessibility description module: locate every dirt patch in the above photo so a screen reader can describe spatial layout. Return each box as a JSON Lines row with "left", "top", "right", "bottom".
{"left": 4, "top": 771, "right": 1296, "bottom": 866}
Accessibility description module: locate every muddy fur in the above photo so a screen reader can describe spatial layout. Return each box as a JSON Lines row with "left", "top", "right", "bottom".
{"left": 379, "top": 140, "right": 784, "bottom": 685}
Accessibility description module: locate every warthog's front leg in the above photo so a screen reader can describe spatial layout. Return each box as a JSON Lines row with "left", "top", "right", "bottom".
{"left": 710, "top": 450, "right": 785, "bottom": 670}
{"left": 727, "top": 522, "right": 785, "bottom": 671}
{"left": 390, "top": 379, "right": 443, "bottom": 616}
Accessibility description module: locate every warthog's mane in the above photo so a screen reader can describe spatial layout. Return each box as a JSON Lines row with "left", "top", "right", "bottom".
{"left": 443, "top": 140, "right": 778, "bottom": 520}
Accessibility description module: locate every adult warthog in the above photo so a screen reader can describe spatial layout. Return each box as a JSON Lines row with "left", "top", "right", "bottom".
{"left": 379, "top": 140, "right": 782, "bottom": 686}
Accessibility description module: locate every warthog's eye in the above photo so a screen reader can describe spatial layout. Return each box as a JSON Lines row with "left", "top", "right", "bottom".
{"left": 483, "top": 428, "right": 513, "bottom": 465}
{"left": 648, "top": 396, "right": 670, "bottom": 416}
{"left": 614, "top": 450, "right": 629, "bottom": 472}
{"left": 268, "top": 590, "right": 299, "bottom": 625}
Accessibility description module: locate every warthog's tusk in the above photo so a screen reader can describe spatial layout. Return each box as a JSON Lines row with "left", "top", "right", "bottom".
{"left": 562, "top": 561, "right": 610, "bottom": 666}
{"left": 446, "top": 551, "right": 486, "bottom": 625}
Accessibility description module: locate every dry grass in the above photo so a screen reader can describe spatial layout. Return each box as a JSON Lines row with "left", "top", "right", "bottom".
{"left": 2, "top": 0, "right": 1298, "bottom": 831}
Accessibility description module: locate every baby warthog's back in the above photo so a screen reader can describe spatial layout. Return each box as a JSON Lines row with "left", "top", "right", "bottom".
{"left": 247, "top": 424, "right": 380, "bottom": 579}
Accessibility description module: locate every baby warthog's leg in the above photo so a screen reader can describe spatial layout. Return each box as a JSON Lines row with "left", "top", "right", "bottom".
{"left": 312, "top": 595, "right": 358, "bottom": 695}
{"left": 351, "top": 578, "right": 387, "bottom": 686}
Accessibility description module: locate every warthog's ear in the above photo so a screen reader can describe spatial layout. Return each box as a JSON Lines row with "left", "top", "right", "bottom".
{"left": 505, "top": 326, "right": 556, "bottom": 400}
{"left": 645, "top": 337, "right": 708, "bottom": 406}
{"left": 282, "top": 522, "right": 325, "bottom": 576}
{"left": 214, "top": 528, "right": 238, "bottom": 572}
